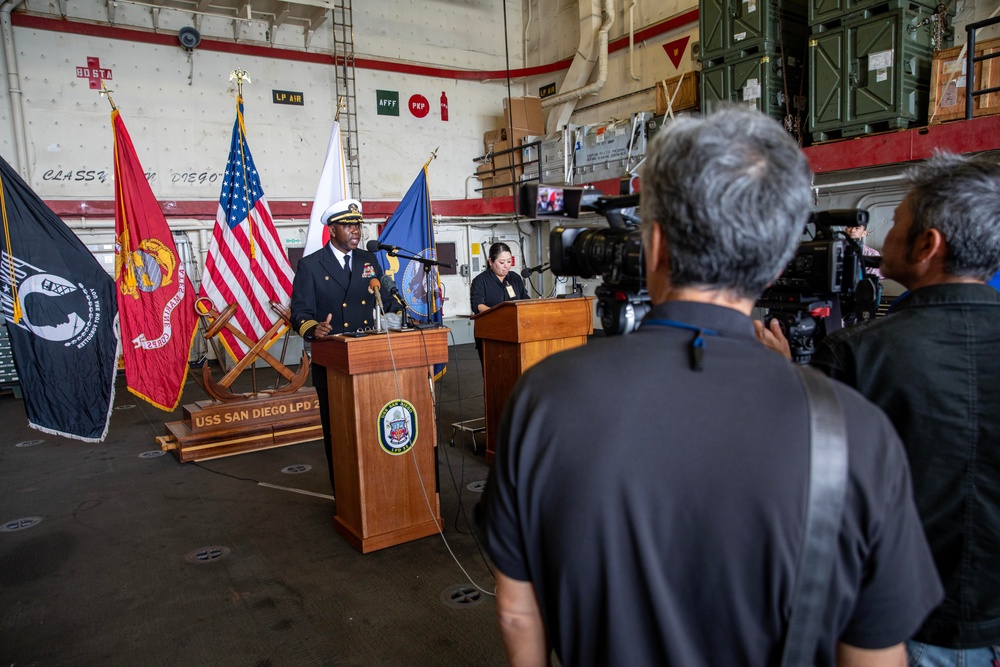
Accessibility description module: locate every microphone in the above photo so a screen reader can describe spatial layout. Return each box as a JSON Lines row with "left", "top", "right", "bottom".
{"left": 380, "top": 274, "right": 410, "bottom": 328}
{"left": 366, "top": 240, "right": 400, "bottom": 254}
{"left": 368, "top": 277, "right": 384, "bottom": 311}
{"left": 520, "top": 263, "right": 548, "bottom": 278}
{"left": 380, "top": 274, "right": 404, "bottom": 306}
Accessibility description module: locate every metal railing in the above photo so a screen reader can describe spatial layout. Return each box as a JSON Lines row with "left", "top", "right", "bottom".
{"left": 965, "top": 15, "right": 1000, "bottom": 120}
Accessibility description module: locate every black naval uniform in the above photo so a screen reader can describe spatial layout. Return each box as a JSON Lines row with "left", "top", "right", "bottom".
{"left": 291, "top": 245, "right": 389, "bottom": 493}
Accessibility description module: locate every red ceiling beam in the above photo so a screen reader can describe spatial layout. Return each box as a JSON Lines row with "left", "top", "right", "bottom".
{"left": 12, "top": 9, "right": 698, "bottom": 81}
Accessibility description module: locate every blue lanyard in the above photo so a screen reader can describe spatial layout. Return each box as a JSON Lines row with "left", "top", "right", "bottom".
{"left": 643, "top": 318, "right": 720, "bottom": 371}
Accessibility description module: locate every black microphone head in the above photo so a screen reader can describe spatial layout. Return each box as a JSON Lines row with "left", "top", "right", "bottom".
{"left": 380, "top": 274, "right": 396, "bottom": 291}
{"left": 365, "top": 240, "right": 381, "bottom": 253}
{"left": 520, "top": 267, "right": 531, "bottom": 278}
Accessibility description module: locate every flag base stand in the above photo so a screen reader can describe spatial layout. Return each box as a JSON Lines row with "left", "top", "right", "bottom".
{"left": 157, "top": 387, "right": 322, "bottom": 462}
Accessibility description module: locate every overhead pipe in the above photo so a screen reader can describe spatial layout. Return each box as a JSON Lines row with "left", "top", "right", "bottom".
{"left": 627, "top": 0, "right": 641, "bottom": 81}
{"left": 543, "top": 0, "right": 614, "bottom": 132}
{"left": 1, "top": 0, "right": 28, "bottom": 178}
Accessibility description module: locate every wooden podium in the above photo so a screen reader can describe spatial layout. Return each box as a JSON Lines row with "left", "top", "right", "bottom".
{"left": 312, "top": 328, "right": 448, "bottom": 553}
{"left": 473, "top": 297, "right": 594, "bottom": 464}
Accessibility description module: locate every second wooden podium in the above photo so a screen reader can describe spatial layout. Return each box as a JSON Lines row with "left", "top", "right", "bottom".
{"left": 312, "top": 328, "right": 448, "bottom": 553}
{"left": 473, "top": 297, "right": 594, "bottom": 463}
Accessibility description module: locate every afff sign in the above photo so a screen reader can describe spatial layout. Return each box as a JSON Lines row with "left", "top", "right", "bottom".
{"left": 377, "top": 90, "right": 400, "bottom": 116}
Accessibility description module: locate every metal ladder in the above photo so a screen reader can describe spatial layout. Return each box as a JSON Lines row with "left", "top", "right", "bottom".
{"left": 331, "top": 0, "right": 362, "bottom": 199}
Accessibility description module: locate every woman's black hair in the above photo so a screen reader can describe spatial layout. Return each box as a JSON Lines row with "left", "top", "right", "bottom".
{"left": 488, "top": 242, "right": 511, "bottom": 263}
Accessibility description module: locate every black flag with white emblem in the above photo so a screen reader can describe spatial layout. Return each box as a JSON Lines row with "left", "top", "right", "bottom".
{"left": 0, "top": 155, "right": 119, "bottom": 442}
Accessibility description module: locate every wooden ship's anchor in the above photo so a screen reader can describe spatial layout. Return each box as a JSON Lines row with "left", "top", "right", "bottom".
{"left": 197, "top": 298, "right": 310, "bottom": 403}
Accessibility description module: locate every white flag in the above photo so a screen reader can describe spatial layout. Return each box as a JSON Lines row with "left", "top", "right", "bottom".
{"left": 303, "top": 121, "right": 351, "bottom": 257}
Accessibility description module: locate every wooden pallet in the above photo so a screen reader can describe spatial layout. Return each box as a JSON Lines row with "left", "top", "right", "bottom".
{"left": 928, "top": 38, "right": 1000, "bottom": 124}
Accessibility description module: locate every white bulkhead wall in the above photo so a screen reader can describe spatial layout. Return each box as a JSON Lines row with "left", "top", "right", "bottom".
{"left": 2, "top": 0, "right": 526, "bottom": 199}
{"left": 11, "top": 0, "right": 878, "bottom": 328}
{"left": 0, "top": 0, "right": 543, "bottom": 324}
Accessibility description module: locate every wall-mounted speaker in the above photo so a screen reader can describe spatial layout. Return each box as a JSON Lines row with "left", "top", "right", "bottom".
{"left": 178, "top": 26, "right": 201, "bottom": 51}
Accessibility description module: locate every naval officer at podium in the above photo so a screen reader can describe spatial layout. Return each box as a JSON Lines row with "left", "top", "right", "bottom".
{"left": 291, "top": 199, "right": 390, "bottom": 493}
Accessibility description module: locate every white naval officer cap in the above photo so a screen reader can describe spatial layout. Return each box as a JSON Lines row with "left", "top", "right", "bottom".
{"left": 324, "top": 199, "right": 364, "bottom": 225}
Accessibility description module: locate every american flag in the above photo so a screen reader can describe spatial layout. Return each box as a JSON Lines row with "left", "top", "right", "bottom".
{"left": 197, "top": 96, "right": 294, "bottom": 361}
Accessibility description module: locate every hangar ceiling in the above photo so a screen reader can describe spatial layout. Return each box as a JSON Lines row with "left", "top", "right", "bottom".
{"left": 103, "top": 0, "right": 333, "bottom": 44}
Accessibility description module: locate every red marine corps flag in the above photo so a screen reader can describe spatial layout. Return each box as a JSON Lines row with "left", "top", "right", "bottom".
{"left": 112, "top": 109, "right": 198, "bottom": 410}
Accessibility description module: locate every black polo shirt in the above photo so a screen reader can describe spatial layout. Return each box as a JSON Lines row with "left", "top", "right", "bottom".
{"left": 480, "top": 300, "right": 942, "bottom": 667}
{"left": 470, "top": 269, "right": 528, "bottom": 312}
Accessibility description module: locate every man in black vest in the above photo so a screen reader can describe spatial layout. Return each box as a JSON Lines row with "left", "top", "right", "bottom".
{"left": 759, "top": 153, "right": 1000, "bottom": 665}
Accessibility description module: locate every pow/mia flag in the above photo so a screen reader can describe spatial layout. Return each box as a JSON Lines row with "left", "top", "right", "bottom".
{"left": 0, "top": 154, "right": 119, "bottom": 442}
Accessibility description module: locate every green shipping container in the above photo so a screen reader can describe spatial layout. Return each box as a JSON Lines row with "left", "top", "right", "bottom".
{"left": 700, "top": 0, "right": 809, "bottom": 64}
{"left": 809, "top": 0, "right": 950, "bottom": 29}
{"left": 809, "top": 7, "right": 934, "bottom": 140}
{"left": 701, "top": 52, "right": 807, "bottom": 129}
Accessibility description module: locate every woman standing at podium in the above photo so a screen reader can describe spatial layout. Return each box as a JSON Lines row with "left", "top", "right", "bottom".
{"left": 471, "top": 242, "right": 530, "bottom": 365}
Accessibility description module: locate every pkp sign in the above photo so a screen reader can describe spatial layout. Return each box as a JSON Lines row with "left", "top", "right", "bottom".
{"left": 408, "top": 94, "right": 429, "bottom": 118}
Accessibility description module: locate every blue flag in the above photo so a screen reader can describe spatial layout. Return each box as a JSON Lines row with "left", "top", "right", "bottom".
{"left": 375, "top": 167, "right": 443, "bottom": 326}
{"left": 0, "top": 154, "right": 120, "bottom": 442}
{"left": 375, "top": 166, "right": 445, "bottom": 378}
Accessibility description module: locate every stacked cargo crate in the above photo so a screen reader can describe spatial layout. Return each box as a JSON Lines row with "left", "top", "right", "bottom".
{"left": 699, "top": 0, "right": 810, "bottom": 143}
{"left": 806, "top": 0, "right": 948, "bottom": 141}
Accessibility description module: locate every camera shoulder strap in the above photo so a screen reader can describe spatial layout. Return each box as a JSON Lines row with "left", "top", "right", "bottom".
{"left": 780, "top": 366, "right": 848, "bottom": 667}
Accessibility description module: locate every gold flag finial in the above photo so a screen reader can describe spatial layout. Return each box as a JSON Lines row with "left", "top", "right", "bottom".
{"left": 229, "top": 69, "right": 251, "bottom": 98}
{"left": 334, "top": 96, "right": 346, "bottom": 122}
{"left": 424, "top": 146, "right": 439, "bottom": 169}
{"left": 99, "top": 82, "right": 117, "bottom": 111}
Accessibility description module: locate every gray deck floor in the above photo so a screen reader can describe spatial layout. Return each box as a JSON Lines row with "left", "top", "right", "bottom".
{"left": 0, "top": 342, "right": 505, "bottom": 666}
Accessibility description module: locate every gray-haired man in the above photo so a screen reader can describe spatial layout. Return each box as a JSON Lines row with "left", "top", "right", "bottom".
{"left": 478, "top": 107, "right": 942, "bottom": 667}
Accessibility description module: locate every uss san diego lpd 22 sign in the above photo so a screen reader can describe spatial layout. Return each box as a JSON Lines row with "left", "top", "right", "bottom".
{"left": 377, "top": 399, "right": 418, "bottom": 455}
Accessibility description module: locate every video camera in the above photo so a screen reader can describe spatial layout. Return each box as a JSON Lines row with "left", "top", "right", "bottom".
{"left": 529, "top": 183, "right": 648, "bottom": 336}
{"left": 757, "top": 209, "right": 881, "bottom": 364}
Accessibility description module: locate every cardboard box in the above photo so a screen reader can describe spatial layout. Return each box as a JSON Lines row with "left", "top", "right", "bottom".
{"left": 929, "top": 39, "right": 1000, "bottom": 124}
{"left": 655, "top": 72, "right": 700, "bottom": 115}
{"left": 483, "top": 128, "right": 507, "bottom": 154}
{"left": 503, "top": 96, "right": 545, "bottom": 133}
{"left": 483, "top": 183, "right": 515, "bottom": 200}
{"left": 475, "top": 162, "right": 493, "bottom": 180}
{"left": 491, "top": 130, "right": 531, "bottom": 168}
{"left": 493, "top": 167, "right": 523, "bottom": 187}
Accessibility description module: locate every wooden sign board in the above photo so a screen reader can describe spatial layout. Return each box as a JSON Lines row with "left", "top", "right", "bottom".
{"left": 159, "top": 388, "right": 322, "bottom": 462}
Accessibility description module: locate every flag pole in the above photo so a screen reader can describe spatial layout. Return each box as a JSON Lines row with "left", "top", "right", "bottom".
{"left": 421, "top": 151, "right": 438, "bottom": 325}
{"left": 229, "top": 68, "right": 256, "bottom": 261}
{"left": 0, "top": 169, "right": 23, "bottom": 323}
{"left": 99, "top": 82, "right": 117, "bottom": 111}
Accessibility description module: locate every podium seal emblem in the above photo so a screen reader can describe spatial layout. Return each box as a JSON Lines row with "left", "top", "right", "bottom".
{"left": 377, "top": 399, "right": 418, "bottom": 455}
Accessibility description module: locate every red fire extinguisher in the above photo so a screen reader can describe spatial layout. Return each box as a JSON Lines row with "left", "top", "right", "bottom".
{"left": 440, "top": 92, "right": 449, "bottom": 122}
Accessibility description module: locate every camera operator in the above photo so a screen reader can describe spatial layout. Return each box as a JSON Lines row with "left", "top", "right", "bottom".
{"left": 845, "top": 223, "right": 882, "bottom": 279}
{"left": 477, "top": 107, "right": 941, "bottom": 667}
{"left": 758, "top": 152, "right": 1000, "bottom": 666}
